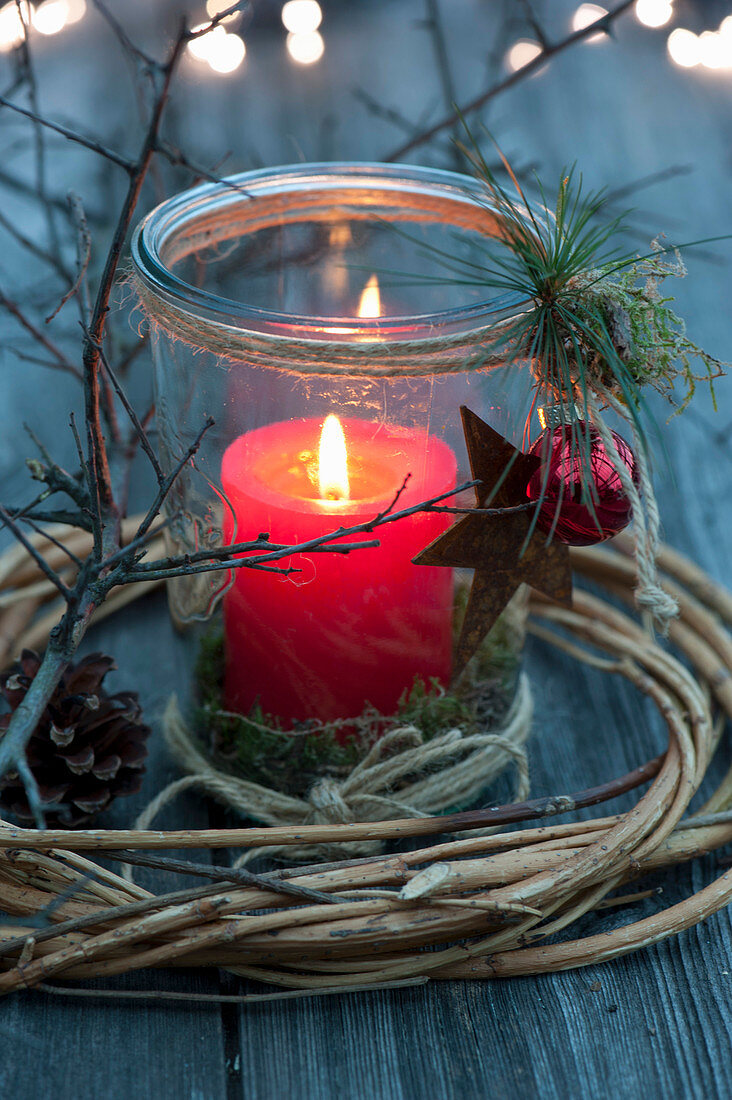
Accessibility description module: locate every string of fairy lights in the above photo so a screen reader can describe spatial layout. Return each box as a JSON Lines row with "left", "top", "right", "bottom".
{"left": 0, "top": 0, "right": 325, "bottom": 69}
{"left": 0, "top": 1, "right": 728, "bottom": 77}
{"left": 188, "top": 0, "right": 324, "bottom": 74}
{"left": 508, "top": 3, "right": 732, "bottom": 75}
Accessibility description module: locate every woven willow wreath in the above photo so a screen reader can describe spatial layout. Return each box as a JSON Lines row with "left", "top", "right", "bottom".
{"left": 0, "top": 526, "right": 730, "bottom": 999}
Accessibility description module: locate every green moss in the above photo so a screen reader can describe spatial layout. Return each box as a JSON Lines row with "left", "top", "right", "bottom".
{"left": 572, "top": 245, "right": 725, "bottom": 415}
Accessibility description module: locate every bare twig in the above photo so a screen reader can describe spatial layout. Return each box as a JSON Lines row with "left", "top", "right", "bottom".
{"left": 0, "top": 208, "right": 67, "bottom": 282}
{"left": 0, "top": 506, "right": 71, "bottom": 602}
{"left": 35, "top": 977, "right": 427, "bottom": 1004}
{"left": 0, "top": 289, "right": 82, "bottom": 380}
{"left": 91, "top": 0, "right": 158, "bottom": 71}
{"left": 14, "top": 516, "right": 83, "bottom": 571}
{"left": 384, "top": 0, "right": 636, "bottom": 161}
{"left": 104, "top": 851, "right": 340, "bottom": 906}
{"left": 0, "top": 93, "right": 136, "bottom": 172}
{"left": 132, "top": 416, "right": 215, "bottom": 545}
{"left": 120, "top": 478, "right": 480, "bottom": 584}
{"left": 0, "top": 165, "right": 104, "bottom": 223}
{"left": 517, "top": 0, "right": 550, "bottom": 50}
{"left": 99, "top": 350, "right": 162, "bottom": 482}
{"left": 422, "top": 0, "right": 466, "bottom": 170}
{"left": 45, "top": 193, "right": 92, "bottom": 324}
{"left": 0, "top": 23, "right": 194, "bottom": 804}
{"left": 14, "top": 4, "right": 64, "bottom": 271}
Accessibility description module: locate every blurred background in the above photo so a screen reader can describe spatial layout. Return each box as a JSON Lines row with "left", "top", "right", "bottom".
{"left": 1, "top": 0, "right": 731, "bottom": 551}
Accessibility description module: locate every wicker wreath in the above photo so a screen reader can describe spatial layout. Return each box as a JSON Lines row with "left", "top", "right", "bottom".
{"left": 0, "top": 525, "right": 730, "bottom": 1001}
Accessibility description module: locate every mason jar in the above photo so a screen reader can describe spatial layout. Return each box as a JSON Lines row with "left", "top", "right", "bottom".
{"left": 131, "top": 163, "right": 530, "bottom": 727}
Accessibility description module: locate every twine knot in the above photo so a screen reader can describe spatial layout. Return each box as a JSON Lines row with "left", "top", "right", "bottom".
{"left": 131, "top": 674, "right": 534, "bottom": 869}
{"left": 307, "top": 777, "right": 354, "bottom": 825}
{"left": 634, "top": 582, "right": 680, "bottom": 631}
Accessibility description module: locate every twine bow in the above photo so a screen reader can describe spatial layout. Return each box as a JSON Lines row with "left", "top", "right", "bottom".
{"left": 132, "top": 675, "right": 533, "bottom": 866}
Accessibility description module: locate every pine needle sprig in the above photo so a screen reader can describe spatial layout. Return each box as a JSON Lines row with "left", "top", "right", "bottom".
{"left": 452, "top": 134, "right": 725, "bottom": 425}
{"left": 380, "top": 130, "right": 727, "bottom": 538}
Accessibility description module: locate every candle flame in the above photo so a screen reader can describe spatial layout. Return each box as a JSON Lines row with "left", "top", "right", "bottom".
{"left": 357, "top": 274, "right": 381, "bottom": 319}
{"left": 318, "top": 415, "right": 350, "bottom": 501}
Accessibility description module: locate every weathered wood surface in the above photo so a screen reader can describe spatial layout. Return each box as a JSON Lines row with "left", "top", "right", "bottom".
{"left": 1, "top": 1, "right": 732, "bottom": 1097}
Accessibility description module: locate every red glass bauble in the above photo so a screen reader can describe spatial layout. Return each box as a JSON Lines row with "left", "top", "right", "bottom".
{"left": 526, "top": 423, "right": 637, "bottom": 546}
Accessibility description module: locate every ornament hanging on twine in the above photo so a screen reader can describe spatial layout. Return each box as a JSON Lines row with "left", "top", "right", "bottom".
{"left": 526, "top": 418, "right": 638, "bottom": 546}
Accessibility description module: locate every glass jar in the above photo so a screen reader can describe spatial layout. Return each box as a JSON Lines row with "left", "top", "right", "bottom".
{"left": 131, "top": 163, "right": 529, "bottom": 727}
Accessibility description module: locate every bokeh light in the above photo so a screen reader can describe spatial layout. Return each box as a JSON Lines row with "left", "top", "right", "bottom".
{"left": 207, "top": 32, "right": 245, "bottom": 73}
{"left": 0, "top": 1, "right": 33, "bottom": 52}
{"left": 286, "top": 29, "right": 324, "bottom": 65}
{"left": 188, "top": 22, "right": 246, "bottom": 74}
{"left": 506, "top": 38, "right": 542, "bottom": 72}
{"left": 634, "top": 0, "right": 673, "bottom": 29}
{"left": 667, "top": 28, "right": 700, "bottom": 68}
{"left": 698, "top": 30, "right": 726, "bottom": 71}
{"left": 33, "top": 0, "right": 69, "bottom": 36}
{"left": 64, "top": 0, "right": 84, "bottom": 24}
{"left": 188, "top": 23, "right": 222, "bottom": 61}
{"left": 571, "top": 4, "right": 608, "bottom": 44}
{"left": 281, "top": 1, "right": 322, "bottom": 35}
{"left": 206, "top": 0, "right": 241, "bottom": 26}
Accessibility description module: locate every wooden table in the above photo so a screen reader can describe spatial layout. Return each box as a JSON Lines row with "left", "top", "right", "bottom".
{"left": 0, "top": 1, "right": 731, "bottom": 1095}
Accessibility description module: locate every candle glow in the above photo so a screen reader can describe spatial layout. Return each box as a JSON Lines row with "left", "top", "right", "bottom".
{"left": 317, "top": 415, "right": 350, "bottom": 501}
{"left": 357, "top": 273, "right": 381, "bottom": 319}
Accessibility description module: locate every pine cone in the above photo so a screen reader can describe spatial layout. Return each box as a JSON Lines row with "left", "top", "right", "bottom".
{"left": 0, "top": 650, "right": 150, "bottom": 827}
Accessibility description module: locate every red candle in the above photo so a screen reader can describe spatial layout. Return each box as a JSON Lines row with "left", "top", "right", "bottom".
{"left": 221, "top": 415, "right": 457, "bottom": 728}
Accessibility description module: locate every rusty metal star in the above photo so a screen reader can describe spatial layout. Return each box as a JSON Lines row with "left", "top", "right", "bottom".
{"left": 413, "top": 406, "right": 573, "bottom": 678}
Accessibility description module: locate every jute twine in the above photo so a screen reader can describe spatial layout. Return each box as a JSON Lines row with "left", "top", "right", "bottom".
{"left": 588, "top": 389, "right": 679, "bottom": 635}
{"left": 131, "top": 177, "right": 525, "bottom": 376}
{"left": 134, "top": 278, "right": 518, "bottom": 377}
{"left": 134, "top": 673, "right": 533, "bottom": 865}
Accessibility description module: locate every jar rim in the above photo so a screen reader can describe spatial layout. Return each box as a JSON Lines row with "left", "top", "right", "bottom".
{"left": 132, "top": 162, "right": 528, "bottom": 332}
